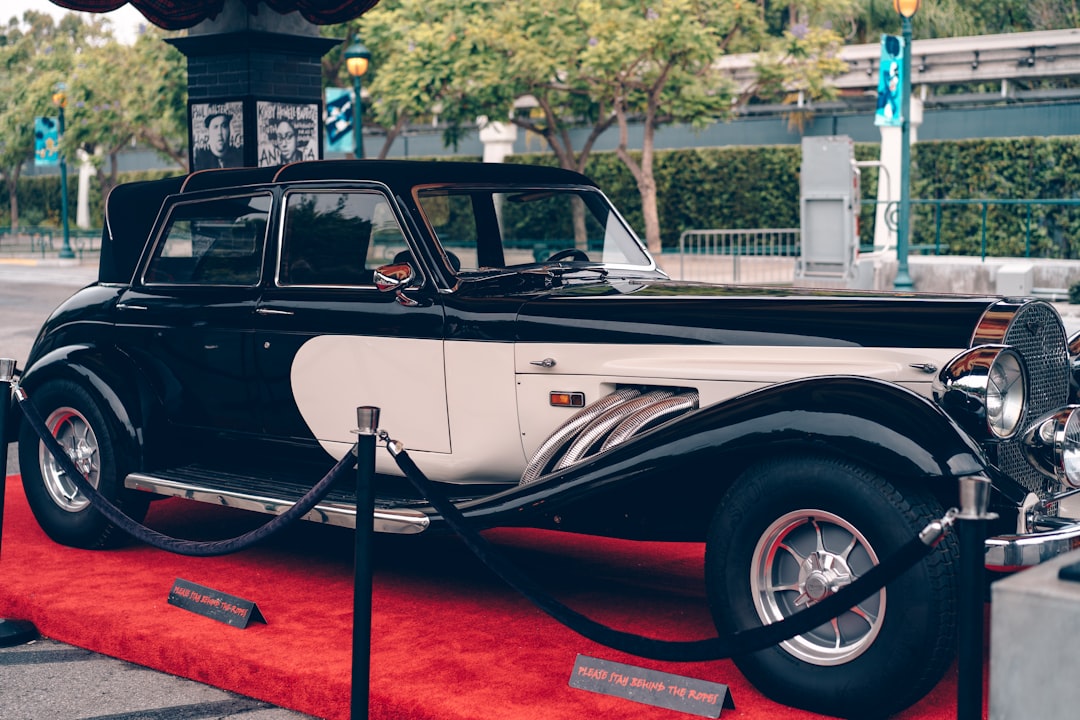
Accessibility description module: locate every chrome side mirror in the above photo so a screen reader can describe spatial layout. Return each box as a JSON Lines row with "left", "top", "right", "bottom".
{"left": 373, "top": 262, "right": 420, "bottom": 307}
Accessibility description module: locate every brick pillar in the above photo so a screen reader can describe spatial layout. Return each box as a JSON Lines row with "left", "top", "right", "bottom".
{"left": 167, "top": 0, "right": 339, "bottom": 171}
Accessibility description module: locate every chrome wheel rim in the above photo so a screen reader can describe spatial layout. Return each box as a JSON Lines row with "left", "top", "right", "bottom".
{"left": 38, "top": 407, "right": 99, "bottom": 513}
{"left": 750, "top": 509, "right": 885, "bottom": 666}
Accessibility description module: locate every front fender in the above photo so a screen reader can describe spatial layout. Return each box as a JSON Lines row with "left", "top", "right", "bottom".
{"left": 15, "top": 344, "right": 146, "bottom": 460}
{"left": 451, "top": 375, "right": 987, "bottom": 533}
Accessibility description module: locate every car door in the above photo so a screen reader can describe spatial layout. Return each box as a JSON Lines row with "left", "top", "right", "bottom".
{"left": 253, "top": 187, "right": 450, "bottom": 462}
{"left": 115, "top": 190, "right": 271, "bottom": 439}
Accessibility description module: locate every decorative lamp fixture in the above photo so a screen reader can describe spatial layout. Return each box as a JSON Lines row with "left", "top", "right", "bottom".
{"left": 893, "top": 0, "right": 921, "bottom": 17}
{"left": 345, "top": 34, "right": 371, "bottom": 78}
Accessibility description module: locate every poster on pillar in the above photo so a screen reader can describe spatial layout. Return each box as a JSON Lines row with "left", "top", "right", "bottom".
{"left": 323, "top": 88, "right": 355, "bottom": 155}
{"left": 874, "top": 35, "right": 904, "bottom": 127}
{"left": 191, "top": 101, "right": 244, "bottom": 170}
{"left": 257, "top": 101, "right": 320, "bottom": 167}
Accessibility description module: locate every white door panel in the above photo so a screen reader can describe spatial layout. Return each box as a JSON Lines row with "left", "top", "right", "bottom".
{"left": 292, "top": 335, "right": 450, "bottom": 453}
{"left": 441, "top": 340, "right": 527, "bottom": 481}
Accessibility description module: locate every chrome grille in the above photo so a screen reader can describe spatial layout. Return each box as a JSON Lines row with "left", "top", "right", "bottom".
{"left": 989, "top": 302, "right": 1069, "bottom": 494}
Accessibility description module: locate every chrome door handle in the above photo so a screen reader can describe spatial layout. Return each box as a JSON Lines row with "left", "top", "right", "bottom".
{"left": 530, "top": 358, "right": 556, "bottom": 368}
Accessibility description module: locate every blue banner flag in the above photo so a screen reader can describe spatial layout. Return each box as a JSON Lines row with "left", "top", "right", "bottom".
{"left": 34, "top": 116, "right": 60, "bottom": 166}
{"left": 324, "top": 87, "right": 355, "bottom": 155}
{"left": 875, "top": 35, "right": 904, "bottom": 127}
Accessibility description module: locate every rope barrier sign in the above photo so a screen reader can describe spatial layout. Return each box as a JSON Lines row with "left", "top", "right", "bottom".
{"left": 570, "top": 654, "right": 735, "bottom": 718}
{"left": 167, "top": 577, "right": 266, "bottom": 629}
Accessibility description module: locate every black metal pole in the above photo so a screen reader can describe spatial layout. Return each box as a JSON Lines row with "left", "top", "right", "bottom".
{"left": 956, "top": 475, "right": 994, "bottom": 720}
{"left": 57, "top": 102, "right": 74, "bottom": 260}
{"left": 0, "top": 360, "right": 11, "bottom": 546}
{"left": 0, "top": 358, "right": 39, "bottom": 647}
{"left": 351, "top": 406, "right": 379, "bottom": 720}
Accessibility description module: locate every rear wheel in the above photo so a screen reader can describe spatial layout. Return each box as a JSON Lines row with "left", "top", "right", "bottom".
{"left": 704, "top": 455, "right": 958, "bottom": 718}
{"left": 18, "top": 379, "right": 149, "bottom": 549}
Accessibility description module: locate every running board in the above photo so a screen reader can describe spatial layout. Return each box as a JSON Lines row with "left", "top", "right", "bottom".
{"left": 125, "top": 471, "right": 431, "bottom": 535}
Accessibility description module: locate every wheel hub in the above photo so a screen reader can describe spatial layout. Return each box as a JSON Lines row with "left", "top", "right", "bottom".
{"left": 39, "top": 407, "right": 99, "bottom": 513}
{"left": 750, "top": 509, "right": 885, "bottom": 666}
{"left": 69, "top": 439, "right": 95, "bottom": 476}
{"left": 798, "top": 551, "right": 853, "bottom": 605}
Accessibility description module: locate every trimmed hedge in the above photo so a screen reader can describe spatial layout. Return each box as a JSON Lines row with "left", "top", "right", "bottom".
{"left": 514, "top": 135, "right": 1080, "bottom": 257}
{"left": 5, "top": 136, "right": 1080, "bottom": 258}
{"left": 0, "top": 169, "right": 179, "bottom": 230}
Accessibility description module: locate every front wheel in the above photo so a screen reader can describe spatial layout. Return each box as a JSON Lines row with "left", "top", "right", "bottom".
{"left": 704, "top": 455, "right": 958, "bottom": 718}
{"left": 18, "top": 379, "right": 149, "bottom": 549}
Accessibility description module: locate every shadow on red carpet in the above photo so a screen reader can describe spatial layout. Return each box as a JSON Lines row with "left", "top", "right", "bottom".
{"left": 0, "top": 475, "right": 978, "bottom": 719}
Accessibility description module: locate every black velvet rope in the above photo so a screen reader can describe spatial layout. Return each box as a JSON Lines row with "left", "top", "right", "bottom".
{"left": 17, "top": 390, "right": 352, "bottom": 557}
{"left": 390, "top": 444, "right": 940, "bottom": 662}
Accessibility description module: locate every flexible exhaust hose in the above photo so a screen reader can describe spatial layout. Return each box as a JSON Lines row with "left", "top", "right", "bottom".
{"left": 600, "top": 391, "right": 700, "bottom": 453}
{"left": 553, "top": 390, "right": 676, "bottom": 471}
{"left": 520, "top": 387, "right": 642, "bottom": 485}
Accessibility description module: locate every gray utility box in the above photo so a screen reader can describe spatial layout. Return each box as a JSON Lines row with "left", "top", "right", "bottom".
{"left": 797, "top": 135, "right": 861, "bottom": 282}
{"left": 990, "top": 549, "right": 1080, "bottom": 718}
{"left": 996, "top": 263, "right": 1034, "bottom": 296}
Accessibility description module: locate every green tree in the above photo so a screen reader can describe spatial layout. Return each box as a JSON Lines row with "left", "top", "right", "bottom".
{"left": 0, "top": 10, "right": 100, "bottom": 227}
{"left": 329, "top": 1, "right": 849, "bottom": 252}
{"left": 62, "top": 27, "right": 188, "bottom": 199}
{"left": 0, "top": 11, "right": 186, "bottom": 227}
{"left": 322, "top": 0, "right": 492, "bottom": 158}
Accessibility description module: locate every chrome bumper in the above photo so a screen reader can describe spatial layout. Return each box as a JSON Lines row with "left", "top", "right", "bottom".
{"left": 986, "top": 523, "right": 1080, "bottom": 571}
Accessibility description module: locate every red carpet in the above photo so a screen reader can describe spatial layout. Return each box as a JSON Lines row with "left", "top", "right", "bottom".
{"left": 0, "top": 474, "right": 978, "bottom": 719}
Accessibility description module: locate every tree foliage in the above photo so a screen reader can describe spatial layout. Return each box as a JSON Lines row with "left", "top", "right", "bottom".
{"left": 324, "top": 0, "right": 851, "bottom": 252}
{"left": 0, "top": 11, "right": 186, "bottom": 227}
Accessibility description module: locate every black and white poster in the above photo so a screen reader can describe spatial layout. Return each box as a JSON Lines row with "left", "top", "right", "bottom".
{"left": 257, "top": 101, "right": 320, "bottom": 167}
{"left": 191, "top": 101, "right": 244, "bottom": 170}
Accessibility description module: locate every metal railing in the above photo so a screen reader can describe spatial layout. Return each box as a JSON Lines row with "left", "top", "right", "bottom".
{"left": 0, "top": 226, "right": 102, "bottom": 259}
{"left": 861, "top": 198, "right": 1080, "bottom": 260}
{"left": 676, "top": 228, "right": 800, "bottom": 284}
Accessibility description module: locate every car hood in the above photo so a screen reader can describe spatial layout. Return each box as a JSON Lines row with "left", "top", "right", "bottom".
{"left": 501, "top": 275, "right": 1003, "bottom": 349}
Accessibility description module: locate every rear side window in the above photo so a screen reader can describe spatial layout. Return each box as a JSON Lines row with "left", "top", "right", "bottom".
{"left": 143, "top": 193, "right": 271, "bottom": 286}
{"left": 278, "top": 190, "right": 407, "bottom": 287}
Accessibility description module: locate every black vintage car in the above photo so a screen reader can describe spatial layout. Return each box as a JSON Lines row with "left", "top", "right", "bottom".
{"left": 11, "top": 160, "right": 1080, "bottom": 717}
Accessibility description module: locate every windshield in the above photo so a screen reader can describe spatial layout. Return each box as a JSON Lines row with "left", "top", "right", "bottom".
{"left": 414, "top": 186, "right": 653, "bottom": 271}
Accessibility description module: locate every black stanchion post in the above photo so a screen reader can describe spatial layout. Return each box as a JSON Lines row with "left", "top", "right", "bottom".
{"left": 956, "top": 475, "right": 995, "bottom": 720}
{"left": 0, "top": 358, "right": 39, "bottom": 646}
{"left": 351, "top": 406, "right": 379, "bottom": 720}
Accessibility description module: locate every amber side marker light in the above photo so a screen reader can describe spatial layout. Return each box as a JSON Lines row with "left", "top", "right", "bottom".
{"left": 550, "top": 392, "right": 586, "bottom": 408}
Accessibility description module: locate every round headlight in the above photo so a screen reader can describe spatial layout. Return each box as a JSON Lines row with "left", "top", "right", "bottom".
{"left": 986, "top": 349, "right": 1025, "bottom": 438}
{"left": 934, "top": 346, "right": 1027, "bottom": 439}
{"left": 1022, "top": 407, "right": 1080, "bottom": 488}
{"left": 1062, "top": 409, "right": 1080, "bottom": 487}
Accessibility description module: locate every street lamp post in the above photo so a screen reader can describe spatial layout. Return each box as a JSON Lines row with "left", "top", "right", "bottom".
{"left": 344, "top": 34, "right": 372, "bottom": 160}
{"left": 52, "top": 85, "right": 74, "bottom": 260}
{"left": 892, "top": 0, "right": 920, "bottom": 290}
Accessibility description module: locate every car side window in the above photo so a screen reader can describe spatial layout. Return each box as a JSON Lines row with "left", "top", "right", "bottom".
{"left": 143, "top": 193, "right": 271, "bottom": 286}
{"left": 416, "top": 191, "right": 481, "bottom": 270}
{"left": 278, "top": 191, "right": 407, "bottom": 287}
